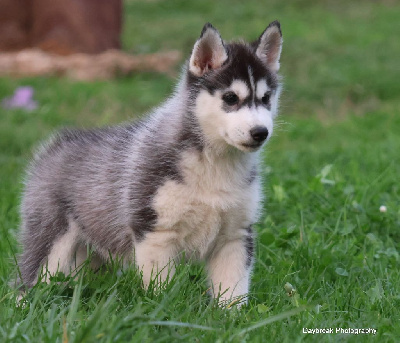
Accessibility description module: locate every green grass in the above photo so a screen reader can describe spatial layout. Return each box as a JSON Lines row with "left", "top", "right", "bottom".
{"left": 1, "top": 0, "right": 400, "bottom": 341}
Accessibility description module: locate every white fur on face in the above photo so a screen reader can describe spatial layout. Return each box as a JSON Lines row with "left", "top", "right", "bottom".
{"left": 271, "top": 85, "right": 282, "bottom": 118}
{"left": 256, "top": 79, "right": 269, "bottom": 99}
{"left": 230, "top": 80, "right": 250, "bottom": 100}
{"left": 223, "top": 105, "right": 273, "bottom": 152}
{"left": 195, "top": 80, "right": 277, "bottom": 152}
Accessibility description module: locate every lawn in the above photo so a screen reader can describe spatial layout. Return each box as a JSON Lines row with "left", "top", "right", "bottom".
{"left": 1, "top": 0, "right": 400, "bottom": 341}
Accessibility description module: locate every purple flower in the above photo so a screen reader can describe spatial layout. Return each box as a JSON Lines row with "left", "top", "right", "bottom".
{"left": 2, "top": 86, "right": 38, "bottom": 111}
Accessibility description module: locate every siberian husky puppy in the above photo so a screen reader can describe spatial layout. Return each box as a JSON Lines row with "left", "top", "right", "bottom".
{"left": 18, "top": 21, "right": 283, "bottom": 306}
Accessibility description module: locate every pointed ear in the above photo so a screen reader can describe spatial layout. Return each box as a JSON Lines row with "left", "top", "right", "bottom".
{"left": 189, "top": 23, "right": 228, "bottom": 77}
{"left": 255, "top": 21, "right": 283, "bottom": 73}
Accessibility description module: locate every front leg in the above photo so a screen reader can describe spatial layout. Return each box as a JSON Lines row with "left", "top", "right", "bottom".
{"left": 134, "top": 230, "right": 178, "bottom": 289}
{"left": 207, "top": 225, "right": 254, "bottom": 307}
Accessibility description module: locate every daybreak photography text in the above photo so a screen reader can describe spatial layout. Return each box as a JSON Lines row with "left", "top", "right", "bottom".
{"left": 302, "top": 328, "right": 377, "bottom": 335}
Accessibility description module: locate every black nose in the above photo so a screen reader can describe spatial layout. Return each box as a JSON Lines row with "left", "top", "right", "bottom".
{"left": 250, "top": 126, "right": 269, "bottom": 143}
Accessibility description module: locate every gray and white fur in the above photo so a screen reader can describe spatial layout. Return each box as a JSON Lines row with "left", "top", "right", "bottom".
{"left": 18, "top": 21, "right": 283, "bottom": 306}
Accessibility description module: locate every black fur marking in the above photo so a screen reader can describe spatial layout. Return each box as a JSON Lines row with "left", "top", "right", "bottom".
{"left": 221, "top": 95, "right": 254, "bottom": 113}
{"left": 244, "top": 225, "right": 254, "bottom": 268}
{"left": 268, "top": 20, "right": 282, "bottom": 35}
{"left": 178, "top": 109, "right": 205, "bottom": 152}
{"left": 246, "top": 165, "right": 258, "bottom": 184}
{"left": 129, "top": 141, "right": 184, "bottom": 242}
{"left": 222, "top": 101, "right": 240, "bottom": 113}
{"left": 129, "top": 102, "right": 208, "bottom": 241}
{"left": 255, "top": 96, "right": 272, "bottom": 111}
{"left": 200, "top": 22, "right": 218, "bottom": 38}
{"left": 127, "top": 112, "right": 207, "bottom": 242}
{"left": 187, "top": 42, "right": 278, "bottom": 108}
{"left": 221, "top": 93, "right": 272, "bottom": 113}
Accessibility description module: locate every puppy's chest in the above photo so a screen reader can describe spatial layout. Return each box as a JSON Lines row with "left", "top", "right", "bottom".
{"left": 152, "top": 151, "right": 258, "bottom": 256}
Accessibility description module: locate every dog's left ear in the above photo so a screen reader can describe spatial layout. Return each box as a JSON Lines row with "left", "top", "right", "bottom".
{"left": 189, "top": 23, "right": 228, "bottom": 77}
{"left": 255, "top": 21, "right": 283, "bottom": 73}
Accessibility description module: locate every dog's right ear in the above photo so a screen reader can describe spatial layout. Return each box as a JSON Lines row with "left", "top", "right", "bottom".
{"left": 189, "top": 23, "right": 228, "bottom": 77}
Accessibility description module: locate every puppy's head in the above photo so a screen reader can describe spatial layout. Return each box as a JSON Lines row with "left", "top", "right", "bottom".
{"left": 187, "top": 22, "right": 283, "bottom": 153}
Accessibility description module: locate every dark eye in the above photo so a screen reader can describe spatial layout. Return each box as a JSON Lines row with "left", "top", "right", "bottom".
{"left": 262, "top": 91, "right": 272, "bottom": 105}
{"left": 222, "top": 92, "right": 239, "bottom": 106}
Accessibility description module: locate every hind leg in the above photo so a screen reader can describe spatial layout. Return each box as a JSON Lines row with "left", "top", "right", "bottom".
{"left": 19, "top": 207, "right": 71, "bottom": 287}
{"left": 19, "top": 216, "right": 103, "bottom": 288}
{"left": 43, "top": 219, "right": 106, "bottom": 280}
{"left": 73, "top": 242, "right": 104, "bottom": 271}
{"left": 42, "top": 218, "right": 81, "bottom": 282}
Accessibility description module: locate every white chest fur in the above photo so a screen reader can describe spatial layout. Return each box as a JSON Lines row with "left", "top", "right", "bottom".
{"left": 152, "top": 149, "right": 261, "bottom": 259}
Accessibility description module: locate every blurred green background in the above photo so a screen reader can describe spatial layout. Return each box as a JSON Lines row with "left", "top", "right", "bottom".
{"left": 0, "top": 0, "right": 399, "bottom": 341}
